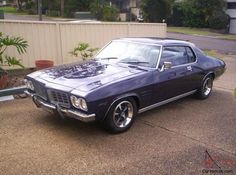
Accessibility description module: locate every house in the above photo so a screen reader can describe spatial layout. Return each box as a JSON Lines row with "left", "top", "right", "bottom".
{"left": 0, "top": 0, "right": 7, "bottom": 6}
{"left": 111, "top": 0, "right": 141, "bottom": 21}
{"left": 226, "top": 0, "right": 236, "bottom": 34}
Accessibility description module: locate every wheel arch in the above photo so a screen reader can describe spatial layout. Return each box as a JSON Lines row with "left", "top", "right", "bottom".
{"left": 102, "top": 93, "right": 141, "bottom": 121}
{"left": 203, "top": 71, "right": 215, "bottom": 81}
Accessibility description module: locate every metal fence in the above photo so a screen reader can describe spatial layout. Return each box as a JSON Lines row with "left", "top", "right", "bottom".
{"left": 0, "top": 20, "right": 166, "bottom": 68}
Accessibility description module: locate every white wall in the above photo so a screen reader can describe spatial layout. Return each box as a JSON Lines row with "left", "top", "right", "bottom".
{"left": 229, "top": 19, "right": 236, "bottom": 34}
{"left": 226, "top": 0, "right": 236, "bottom": 34}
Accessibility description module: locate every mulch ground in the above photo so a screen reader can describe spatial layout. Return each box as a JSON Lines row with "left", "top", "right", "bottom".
{"left": 1, "top": 68, "right": 36, "bottom": 99}
{"left": 5, "top": 68, "right": 36, "bottom": 88}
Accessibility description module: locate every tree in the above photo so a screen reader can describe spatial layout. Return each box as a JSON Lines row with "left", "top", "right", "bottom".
{"left": 90, "top": 0, "right": 119, "bottom": 21}
{"left": 16, "top": 0, "right": 29, "bottom": 11}
{"left": 141, "top": 0, "right": 171, "bottom": 22}
{"left": 191, "top": 0, "right": 226, "bottom": 25}
{"left": 169, "top": 0, "right": 227, "bottom": 28}
{"left": 209, "top": 11, "right": 229, "bottom": 30}
{"left": 193, "top": 0, "right": 226, "bottom": 21}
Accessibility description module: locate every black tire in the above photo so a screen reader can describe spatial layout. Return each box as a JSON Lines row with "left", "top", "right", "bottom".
{"left": 104, "top": 98, "right": 137, "bottom": 134}
{"left": 196, "top": 76, "right": 213, "bottom": 99}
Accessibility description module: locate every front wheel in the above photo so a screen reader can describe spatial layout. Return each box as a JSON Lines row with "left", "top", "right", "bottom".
{"left": 104, "top": 98, "right": 137, "bottom": 134}
{"left": 196, "top": 76, "right": 213, "bottom": 99}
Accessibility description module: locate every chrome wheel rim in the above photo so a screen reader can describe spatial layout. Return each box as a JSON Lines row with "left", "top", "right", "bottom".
{"left": 203, "top": 78, "right": 212, "bottom": 96}
{"left": 113, "top": 101, "right": 134, "bottom": 128}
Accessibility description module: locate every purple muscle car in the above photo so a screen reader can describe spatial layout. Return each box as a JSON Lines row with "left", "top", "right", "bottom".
{"left": 25, "top": 38, "right": 226, "bottom": 133}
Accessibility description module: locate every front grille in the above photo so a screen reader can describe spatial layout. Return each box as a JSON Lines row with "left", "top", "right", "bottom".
{"left": 33, "top": 81, "right": 47, "bottom": 100}
{"left": 47, "top": 90, "right": 70, "bottom": 108}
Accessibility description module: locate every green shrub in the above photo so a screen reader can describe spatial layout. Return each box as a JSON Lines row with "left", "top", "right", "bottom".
{"left": 102, "top": 5, "right": 118, "bottom": 21}
{"left": 90, "top": 2, "right": 118, "bottom": 21}
{"left": 141, "top": 0, "right": 171, "bottom": 23}
{"left": 169, "top": 0, "right": 226, "bottom": 28}
{"left": 0, "top": 32, "right": 28, "bottom": 69}
{"left": 209, "top": 11, "right": 229, "bottom": 30}
{"left": 70, "top": 43, "right": 98, "bottom": 62}
{"left": 170, "top": 3, "right": 185, "bottom": 26}
{"left": 183, "top": 8, "right": 208, "bottom": 28}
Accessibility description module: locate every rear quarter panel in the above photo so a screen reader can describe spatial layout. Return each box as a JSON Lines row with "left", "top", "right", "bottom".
{"left": 193, "top": 46, "right": 225, "bottom": 84}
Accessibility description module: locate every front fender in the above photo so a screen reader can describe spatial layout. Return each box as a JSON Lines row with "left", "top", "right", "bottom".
{"left": 86, "top": 72, "right": 153, "bottom": 121}
{"left": 102, "top": 92, "right": 141, "bottom": 121}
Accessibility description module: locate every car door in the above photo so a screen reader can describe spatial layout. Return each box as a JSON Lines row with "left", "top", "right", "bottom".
{"left": 152, "top": 45, "right": 198, "bottom": 104}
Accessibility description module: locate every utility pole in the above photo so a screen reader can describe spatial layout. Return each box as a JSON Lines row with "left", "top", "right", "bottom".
{"left": 61, "top": 0, "right": 64, "bottom": 17}
{"left": 38, "top": 0, "right": 42, "bottom": 21}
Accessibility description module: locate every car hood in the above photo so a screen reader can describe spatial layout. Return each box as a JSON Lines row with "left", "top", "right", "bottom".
{"left": 28, "top": 60, "right": 146, "bottom": 92}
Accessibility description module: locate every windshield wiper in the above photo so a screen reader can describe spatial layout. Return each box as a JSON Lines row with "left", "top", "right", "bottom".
{"left": 127, "top": 64, "right": 149, "bottom": 71}
{"left": 120, "top": 61, "right": 149, "bottom": 65}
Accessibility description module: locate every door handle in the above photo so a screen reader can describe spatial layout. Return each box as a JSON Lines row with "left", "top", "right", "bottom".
{"left": 187, "top": 66, "right": 192, "bottom": 71}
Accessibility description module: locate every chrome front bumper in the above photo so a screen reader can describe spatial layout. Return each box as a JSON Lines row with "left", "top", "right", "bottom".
{"left": 25, "top": 91, "right": 95, "bottom": 122}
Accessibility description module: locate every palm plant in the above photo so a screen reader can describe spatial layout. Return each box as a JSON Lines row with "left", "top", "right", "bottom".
{"left": 0, "top": 32, "right": 28, "bottom": 89}
{"left": 0, "top": 32, "right": 28, "bottom": 70}
{"left": 70, "top": 43, "right": 98, "bottom": 62}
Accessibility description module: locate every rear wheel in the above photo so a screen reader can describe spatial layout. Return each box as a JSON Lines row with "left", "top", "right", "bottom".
{"left": 196, "top": 76, "right": 213, "bottom": 99}
{"left": 104, "top": 98, "right": 137, "bottom": 133}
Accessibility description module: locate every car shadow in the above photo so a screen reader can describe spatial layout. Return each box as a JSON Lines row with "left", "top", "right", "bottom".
{"left": 34, "top": 94, "right": 198, "bottom": 138}
{"left": 34, "top": 89, "right": 229, "bottom": 141}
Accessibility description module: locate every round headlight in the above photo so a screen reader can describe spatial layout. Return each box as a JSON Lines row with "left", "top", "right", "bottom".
{"left": 70, "top": 96, "right": 88, "bottom": 111}
{"left": 24, "top": 79, "right": 34, "bottom": 91}
{"left": 80, "top": 98, "right": 88, "bottom": 111}
{"left": 70, "top": 96, "right": 80, "bottom": 108}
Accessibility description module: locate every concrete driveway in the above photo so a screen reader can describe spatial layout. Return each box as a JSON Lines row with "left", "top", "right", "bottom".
{"left": 0, "top": 56, "right": 236, "bottom": 175}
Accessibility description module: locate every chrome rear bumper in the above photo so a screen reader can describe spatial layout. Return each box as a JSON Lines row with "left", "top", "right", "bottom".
{"left": 25, "top": 91, "right": 95, "bottom": 122}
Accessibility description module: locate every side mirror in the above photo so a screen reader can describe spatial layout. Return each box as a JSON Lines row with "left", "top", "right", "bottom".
{"left": 163, "top": 61, "right": 172, "bottom": 69}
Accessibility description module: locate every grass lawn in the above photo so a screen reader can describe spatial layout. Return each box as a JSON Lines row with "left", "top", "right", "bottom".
{"left": 168, "top": 27, "right": 236, "bottom": 41}
{"left": 203, "top": 49, "right": 226, "bottom": 60}
{"left": 0, "top": 6, "right": 27, "bottom": 15}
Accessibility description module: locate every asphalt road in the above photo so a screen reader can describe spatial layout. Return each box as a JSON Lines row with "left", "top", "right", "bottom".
{"left": 0, "top": 56, "right": 236, "bottom": 174}
{"left": 168, "top": 32, "right": 236, "bottom": 54}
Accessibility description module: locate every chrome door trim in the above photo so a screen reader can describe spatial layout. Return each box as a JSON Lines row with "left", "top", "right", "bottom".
{"left": 138, "top": 90, "right": 197, "bottom": 113}
{"left": 157, "top": 45, "right": 198, "bottom": 71}
{"left": 155, "top": 45, "right": 163, "bottom": 70}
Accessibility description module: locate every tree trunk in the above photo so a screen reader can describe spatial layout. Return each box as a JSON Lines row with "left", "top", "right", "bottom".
{"left": 17, "top": 0, "right": 22, "bottom": 10}
{"left": 61, "top": 0, "right": 64, "bottom": 17}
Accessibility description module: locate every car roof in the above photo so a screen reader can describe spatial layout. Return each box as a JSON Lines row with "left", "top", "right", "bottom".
{"left": 114, "top": 37, "right": 194, "bottom": 47}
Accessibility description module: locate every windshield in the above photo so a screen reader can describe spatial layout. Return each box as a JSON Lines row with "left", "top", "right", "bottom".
{"left": 95, "top": 41, "right": 161, "bottom": 68}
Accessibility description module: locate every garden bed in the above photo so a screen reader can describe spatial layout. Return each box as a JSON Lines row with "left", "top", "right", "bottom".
{"left": 0, "top": 68, "right": 35, "bottom": 100}
{"left": 5, "top": 68, "right": 35, "bottom": 88}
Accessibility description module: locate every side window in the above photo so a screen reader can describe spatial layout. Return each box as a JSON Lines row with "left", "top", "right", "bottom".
{"left": 160, "top": 46, "right": 196, "bottom": 67}
{"left": 185, "top": 47, "right": 196, "bottom": 63}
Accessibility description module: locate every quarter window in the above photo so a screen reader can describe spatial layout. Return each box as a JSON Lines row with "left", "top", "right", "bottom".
{"left": 160, "top": 46, "right": 196, "bottom": 67}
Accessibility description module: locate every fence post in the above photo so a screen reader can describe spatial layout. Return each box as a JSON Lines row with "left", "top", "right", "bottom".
{"left": 127, "top": 23, "right": 130, "bottom": 37}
